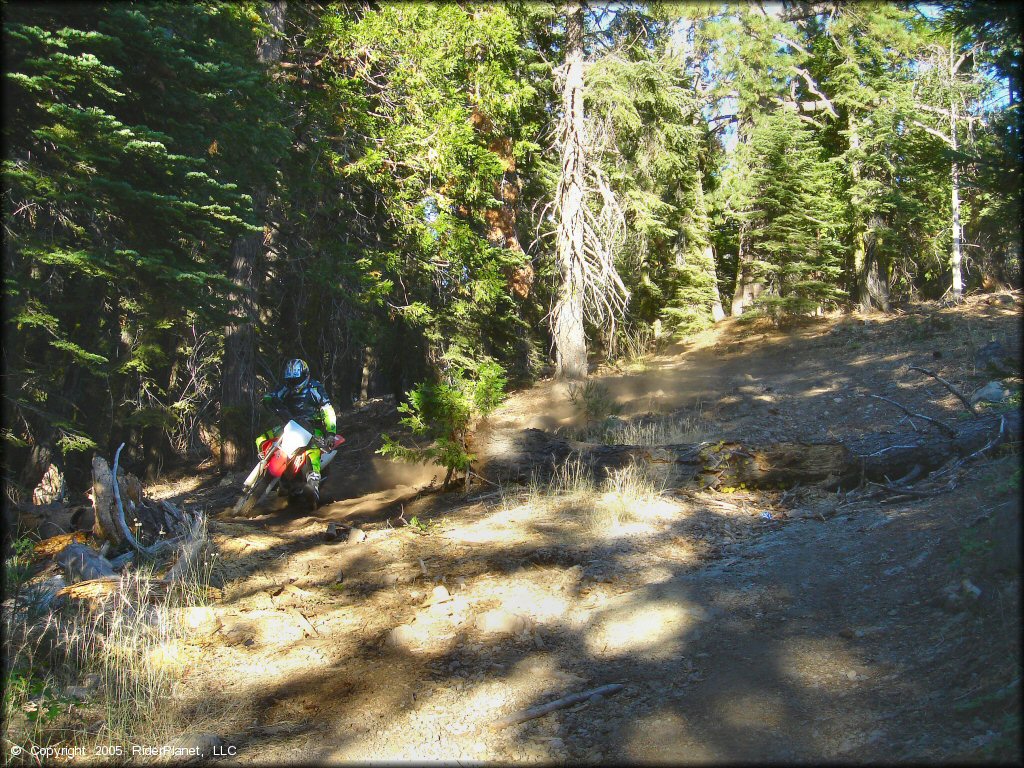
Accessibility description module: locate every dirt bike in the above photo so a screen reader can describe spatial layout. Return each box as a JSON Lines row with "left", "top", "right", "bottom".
{"left": 232, "top": 419, "right": 345, "bottom": 516}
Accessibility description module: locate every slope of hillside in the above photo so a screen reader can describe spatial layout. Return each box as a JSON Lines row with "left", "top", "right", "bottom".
{"left": 126, "top": 293, "right": 1024, "bottom": 762}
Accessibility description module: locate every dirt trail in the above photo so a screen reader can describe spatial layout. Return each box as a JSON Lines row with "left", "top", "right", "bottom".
{"left": 168, "top": 294, "right": 1020, "bottom": 763}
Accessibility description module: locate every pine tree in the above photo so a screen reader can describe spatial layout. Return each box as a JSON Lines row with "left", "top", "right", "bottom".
{"left": 738, "top": 107, "right": 844, "bottom": 319}
{"left": 3, "top": 1, "right": 282, "bottom": 485}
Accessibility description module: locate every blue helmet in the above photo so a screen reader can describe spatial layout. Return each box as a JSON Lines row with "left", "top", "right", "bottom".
{"left": 283, "top": 358, "right": 310, "bottom": 393}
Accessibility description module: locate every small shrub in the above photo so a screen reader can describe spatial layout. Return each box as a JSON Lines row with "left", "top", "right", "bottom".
{"left": 379, "top": 357, "right": 508, "bottom": 487}
{"left": 567, "top": 380, "right": 621, "bottom": 423}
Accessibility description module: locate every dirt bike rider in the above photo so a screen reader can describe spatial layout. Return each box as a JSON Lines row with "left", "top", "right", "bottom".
{"left": 256, "top": 358, "right": 337, "bottom": 507}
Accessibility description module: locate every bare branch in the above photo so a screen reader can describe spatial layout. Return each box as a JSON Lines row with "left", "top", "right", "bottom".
{"left": 791, "top": 67, "right": 838, "bottom": 118}
{"left": 911, "top": 120, "right": 954, "bottom": 147}
{"left": 909, "top": 366, "right": 978, "bottom": 416}
{"left": 868, "top": 395, "right": 957, "bottom": 436}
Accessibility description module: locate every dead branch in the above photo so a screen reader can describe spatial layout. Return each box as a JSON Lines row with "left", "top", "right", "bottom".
{"left": 490, "top": 683, "right": 625, "bottom": 730}
{"left": 964, "top": 415, "right": 1008, "bottom": 462}
{"left": 909, "top": 366, "right": 978, "bottom": 416}
{"left": 110, "top": 443, "right": 180, "bottom": 557}
{"left": 866, "top": 481, "right": 947, "bottom": 499}
{"left": 56, "top": 543, "right": 115, "bottom": 583}
{"left": 868, "top": 394, "right": 957, "bottom": 436}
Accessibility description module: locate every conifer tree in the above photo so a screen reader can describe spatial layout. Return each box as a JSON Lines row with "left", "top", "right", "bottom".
{"left": 4, "top": 1, "right": 282, "bottom": 485}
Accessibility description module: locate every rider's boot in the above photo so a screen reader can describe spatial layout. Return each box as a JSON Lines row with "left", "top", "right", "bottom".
{"left": 303, "top": 471, "right": 321, "bottom": 510}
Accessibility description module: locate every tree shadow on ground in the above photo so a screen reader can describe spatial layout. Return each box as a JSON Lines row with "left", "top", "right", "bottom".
{"left": 175, "top": 450, "right": 1019, "bottom": 763}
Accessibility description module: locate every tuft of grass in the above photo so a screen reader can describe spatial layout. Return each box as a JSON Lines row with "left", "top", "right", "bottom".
{"left": 591, "top": 459, "right": 665, "bottom": 531}
{"left": 573, "top": 402, "right": 712, "bottom": 446}
{"left": 506, "top": 453, "right": 666, "bottom": 534}
{"left": 601, "top": 405, "right": 711, "bottom": 447}
{"left": 611, "top": 325, "right": 657, "bottom": 371}
{"left": 567, "top": 381, "right": 622, "bottom": 423}
{"left": 2, "top": 515, "right": 217, "bottom": 761}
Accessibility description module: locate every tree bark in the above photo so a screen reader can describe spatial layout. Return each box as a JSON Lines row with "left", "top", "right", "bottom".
{"left": 553, "top": 3, "right": 589, "bottom": 380}
{"left": 220, "top": 229, "right": 261, "bottom": 470}
{"left": 220, "top": 1, "right": 286, "bottom": 470}
{"left": 730, "top": 222, "right": 762, "bottom": 315}
{"left": 848, "top": 116, "right": 889, "bottom": 312}
{"left": 709, "top": 243, "right": 727, "bottom": 322}
{"left": 729, "top": 106, "right": 759, "bottom": 317}
{"left": 949, "top": 57, "right": 964, "bottom": 301}
{"left": 360, "top": 345, "right": 374, "bottom": 402}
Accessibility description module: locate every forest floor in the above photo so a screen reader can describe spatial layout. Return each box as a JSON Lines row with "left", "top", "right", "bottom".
{"left": 155, "top": 292, "right": 1020, "bottom": 764}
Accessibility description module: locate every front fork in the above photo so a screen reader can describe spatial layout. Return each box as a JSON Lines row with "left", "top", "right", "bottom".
{"left": 243, "top": 434, "right": 283, "bottom": 489}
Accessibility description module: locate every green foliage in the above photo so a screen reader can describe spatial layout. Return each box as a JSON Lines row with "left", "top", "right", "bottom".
{"left": 950, "top": 527, "right": 994, "bottom": 571}
{"left": 3, "top": 1, "right": 282, "bottom": 473}
{"left": 7, "top": 673, "right": 69, "bottom": 725}
{"left": 378, "top": 357, "right": 507, "bottom": 480}
{"left": 3, "top": 536, "right": 36, "bottom": 599}
{"left": 406, "top": 516, "right": 436, "bottom": 535}
{"left": 585, "top": 31, "right": 721, "bottom": 340}
{"left": 2, "top": 0, "right": 1019, "bottom": 489}
{"left": 567, "top": 381, "right": 622, "bottom": 423}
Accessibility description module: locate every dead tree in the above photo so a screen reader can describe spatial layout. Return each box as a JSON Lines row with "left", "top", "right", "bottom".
{"left": 550, "top": 2, "right": 629, "bottom": 379}
{"left": 91, "top": 445, "right": 193, "bottom": 555}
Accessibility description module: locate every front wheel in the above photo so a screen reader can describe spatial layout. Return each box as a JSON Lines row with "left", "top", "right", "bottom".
{"left": 234, "top": 472, "right": 271, "bottom": 516}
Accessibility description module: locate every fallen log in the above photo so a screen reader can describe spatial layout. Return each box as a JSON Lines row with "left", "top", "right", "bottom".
{"left": 56, "top": 542, "right": 115, "bottom": 582}
{"left": 33, "top": 532, "right": 90, "bottom": 560}
{"left": 479, "top": 410, "right": 1019, "bottom": 491}
{"left": 52, "top": 576, "right": 170, "bottom": 610}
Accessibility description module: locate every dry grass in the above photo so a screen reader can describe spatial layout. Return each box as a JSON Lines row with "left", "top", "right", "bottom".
{"left": 599, "top": 404, "right": 711, "bottom": 446}
{"left": 568, "top": 402, "right": 712, "bottom": 446}
{"left": 501, "top": 453, "right": 672, "bottom": 536}
{"left": 2, "top": 515, "right": 216, "bottom": 763}
{"left": 566, "top": 380, "right": 622, "bottom": 423}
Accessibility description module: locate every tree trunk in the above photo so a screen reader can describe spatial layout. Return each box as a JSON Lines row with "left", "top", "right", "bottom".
{"left": 360, "top": 345, "right": 374, "bottom": 402}
{"left": 552, "top": 3, "right": 589, "bottom": 380}
{"left": 219, "top": 1, "right": 286, "bottom": 470}
{"left": 862, "top": 213, "right": 890, "bottom": 311}
{"left": 709, "top": 243, "right": 727, "bottom": 322}
{"left": 692, "top": 179, "right": 726, "bottom": 322}
{"left": 950, "top": 93, "right": 964, "bottom": 301}
{"left": 221, "top": 229, "right": 262, "bottom": 469}
{"left": 848, "top": 116, "right": 889, "bottom": 312}
{"left": 731, "top": 222, "right": 762, "bottom": 315}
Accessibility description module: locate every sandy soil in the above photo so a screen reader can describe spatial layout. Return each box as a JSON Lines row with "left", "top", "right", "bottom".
{"left": 161, "top": 292, "right": 1020, "bottom": 764}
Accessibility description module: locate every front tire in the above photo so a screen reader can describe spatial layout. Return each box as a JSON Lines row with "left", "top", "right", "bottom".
{"left": 234, "top": 473, "right": 271, "bottom": 516}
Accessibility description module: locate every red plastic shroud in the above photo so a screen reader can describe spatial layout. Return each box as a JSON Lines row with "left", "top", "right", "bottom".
{"left": 264, "top": 434, "right": 345, "bottom": 479}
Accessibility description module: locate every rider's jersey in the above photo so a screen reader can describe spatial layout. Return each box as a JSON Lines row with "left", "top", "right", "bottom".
{"left": 263, "top": 379, "right": 337, "bottom": 433}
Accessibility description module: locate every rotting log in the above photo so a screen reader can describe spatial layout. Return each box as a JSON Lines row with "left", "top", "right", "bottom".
{"left": 33, "top": 533, "right": 90, "bottom": 560}
{"left": 91, "top": 448, "right": 192, "bottom": 555}
{"left": 52, "top": 576, "right": 170, "bottom": 611}
{"left": 479, "top": 410, "right": 1020, "bottom": 491}
{"left": 91, "top": 454, "right": 123, "bottom": 547}
{"left": 56, "top": 542, "right": 115, "bottom": 583}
